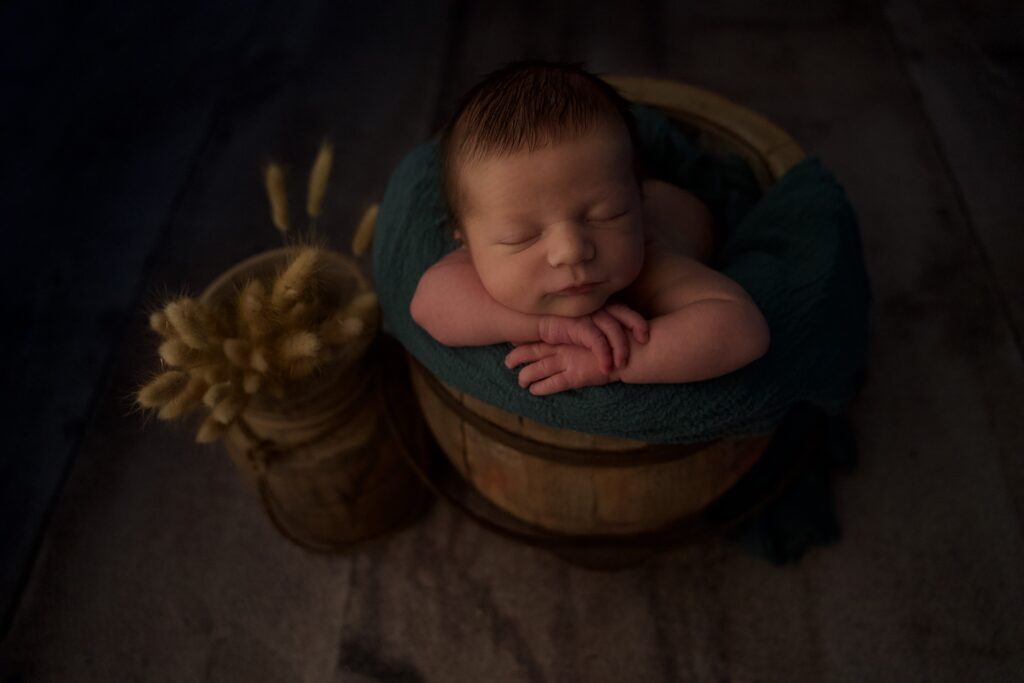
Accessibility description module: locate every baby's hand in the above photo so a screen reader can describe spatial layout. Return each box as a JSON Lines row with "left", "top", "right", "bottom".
{"left": 505, "top": 343, "right": 614, "bottom": 396}
{"left": 537, "top": 303, "right": 648, "bottom": 374}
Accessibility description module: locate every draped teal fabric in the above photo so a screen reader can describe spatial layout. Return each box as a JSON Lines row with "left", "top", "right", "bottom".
{"left": 372, "top": 104, "right": 871, "bottom": 444}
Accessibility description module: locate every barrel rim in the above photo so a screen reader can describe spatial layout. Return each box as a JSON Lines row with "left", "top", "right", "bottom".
{"left": 602, "top": 74, "right": 806, "bottom": 186}
{"left": 408, "top": 354, "right": 774, "bottom": 467}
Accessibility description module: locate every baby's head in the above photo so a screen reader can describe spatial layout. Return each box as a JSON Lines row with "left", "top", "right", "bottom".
{"left": 438, "top": 60, "right": 647, "bottom": 317}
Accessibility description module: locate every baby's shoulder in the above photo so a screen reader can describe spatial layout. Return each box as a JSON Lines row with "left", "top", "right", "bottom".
{"left": 433, "top": 244, "right": 472, "bottom": 267}
{"left": 640, "top": 177, "right": 715, "bottom": 263}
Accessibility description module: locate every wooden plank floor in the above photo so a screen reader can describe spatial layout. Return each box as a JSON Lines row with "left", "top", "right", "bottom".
{"left": 2, "top": 0, "right": 1023, "bottom": 680}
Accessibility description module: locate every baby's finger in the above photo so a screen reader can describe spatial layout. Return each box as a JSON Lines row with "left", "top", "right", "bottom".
{"left": 604, "top": 303, "right": 649, "bottom": 343}
{"left": 505, "top": 343, "right": 554, "bottom": 369}
{"left": 528, "top": 372, "right": 571, "bottom": 396}
{"left": 517, "top": 356, "right": 564, "bottom": 388}
{"left": 578, "top": 320, "right": 613, "bottom": 374}
{"left": 591, "top": 310, "right": 629, "bottom": 369}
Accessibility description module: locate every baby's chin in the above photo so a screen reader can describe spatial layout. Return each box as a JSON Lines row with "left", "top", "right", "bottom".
{"left": 522, "top": 292, "right": 609, "bottom": 319}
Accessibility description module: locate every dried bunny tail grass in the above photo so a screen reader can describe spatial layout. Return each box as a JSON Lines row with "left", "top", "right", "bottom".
{"left": 196, "top": 414, "right": 228, "bottom": 444}
{"left": 222, "top": 338, "right": 250, "bottom": 368}
{"left": 338, "top": 317, "right": 364, "bottom": 339}
{"left": 164, "top": 298, "right": 211, "bottom": 351}
{"left": 250, "top": 346, "right": 270, "bottom": 373}
{"left": 211, "top": 393, "right": 247, "bottom": 425}
{"left": 284, "top": 301, "right": 317, "bottom": 329}
{"left": 351, "top": 203, "right": 378, "bottom": 257}
{"left": 149, "top": 310, "right": 176, "bottom": 338}
{"left": 137, "top": 370, "right": 189, "bottom": 408}
{"left": 319, "top": 315, "right": 364, "bottom": 345}
{"left": 158, "top": 339, "right": 196, "bottom": 368}
{"left": 203, "top": 382, "right": 233, "bottom": 409}
{"left": 157, "top": 375, "right": 208, "bottom": 420}
{"left": 237, "top": 279, "right": 270, "bottom": 339}
{"left": 345, "top": 290, "right": 378, "bottom": 321}
{"left": 264, "top": 162, "right": 289, "bottom": 234}
{"left": 197, "top": 363, "right": 230, "bottom": 387}
{"left": 271, "top": 247, "right": 320, "bottom": 311}
{"left": 242, "top": 371, "right": 263, "bottom": 394}
{"left": 306, "top": 139, "right": 333, "bottom": 219}
{"left": 278, "top": 331, "right": 320, "bottom": 363}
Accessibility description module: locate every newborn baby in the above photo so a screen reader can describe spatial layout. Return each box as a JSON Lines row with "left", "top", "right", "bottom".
{"left": 411, "top": 60, "right": 769, "bottom": 395}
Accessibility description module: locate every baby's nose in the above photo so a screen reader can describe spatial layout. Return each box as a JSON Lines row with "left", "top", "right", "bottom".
{"left": 546, "top": 222, "right": 594, "bottom": 267}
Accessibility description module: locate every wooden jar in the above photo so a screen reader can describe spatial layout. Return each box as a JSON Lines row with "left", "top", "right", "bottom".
{"left": 410, "top": 77, "right": 805, "bottom": 538}
{"left": 202, "top": 248, "right": 427, "bottom": 550}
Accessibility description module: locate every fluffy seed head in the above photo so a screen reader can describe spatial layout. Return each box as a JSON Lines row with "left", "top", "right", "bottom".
{"left": 351, "top": 204, "right": 378, "bottom": 257}
{"left": 243, "top": 371, "right": 263, "bottom": 394}
{"left": 149, "top": 310, "right": 175, "bottom": 338}
{"left": 271, "top": 248, "right": 319, "bottom": 311}
{"left": 222, "top": 338, "right": 250, "bottom": 368}
{"left": 157, "top": 376, "right": 207, "bottom": 420}
{"left": 346, "top": 291, "right": 378, "bottom": 321}
{"left": 279, "top": 331, "right": 320, "bottom": 361}
{"left": 137, "top": 371, "right": 189, "bottom": 408}
{"left": 264, "top": 163, "right": 289, "bottom": 233}
{"left": 320, "top": 315, "right": 364, "bottom": 345}
{"left": 196, "top": 414, "right": 228, "bottom": 443}
{"left": 250, "top": 347, "right": 270, "bottom": 373}
{"left": 306, "top": 140, "right": 334, "bottom": 218}
{"left": 212, "top": 394, "right": 246, "bottom": 425}
{"left": 203, "top": 382, "right": 233, "bottom": 409}
{"left": 158, "top": 339, "right": 193, "bottom": 367}
{"left": 164, "top": 298, "right": 209, "bottom": 350}
{"left": 238, "top": 279, "right": 269, "bottom": 339}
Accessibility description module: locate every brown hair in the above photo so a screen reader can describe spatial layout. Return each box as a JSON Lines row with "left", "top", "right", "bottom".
{"left": 437, "top": 59, "right": 645, "bottom": 236}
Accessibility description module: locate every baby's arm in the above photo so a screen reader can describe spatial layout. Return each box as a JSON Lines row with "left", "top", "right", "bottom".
{"left": 507, "top": 249, "right": 769, "bottom": 394}
{"left": 410, "top": 248, "right": 539, "bottom": 344}
{"left": 410, "top": 248, "right": 647, "bottom": 373}
{"left": 614, "top": 249, "right": 769, "bottom": 384}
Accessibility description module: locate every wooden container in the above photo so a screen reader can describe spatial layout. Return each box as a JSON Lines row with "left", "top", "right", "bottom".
{"left": 410, "top": 77, "right": 805, "bottom": 538}
{"left": 202, "top": 248, "right": 428, "bottom": 551}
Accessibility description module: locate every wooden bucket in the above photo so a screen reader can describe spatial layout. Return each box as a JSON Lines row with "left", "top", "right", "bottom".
{"left": 202, "top": 248, "right": 428, "bottom": 551}
{"left": 409, "top": 77, "right": 806, "bottom": 539}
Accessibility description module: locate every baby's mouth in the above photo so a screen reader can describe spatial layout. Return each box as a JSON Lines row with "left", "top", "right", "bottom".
{"left": 556, "top": 281, "right": 600, "bottom": 295}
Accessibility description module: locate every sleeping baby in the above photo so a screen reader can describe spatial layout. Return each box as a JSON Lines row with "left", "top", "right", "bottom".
{"left": 411, "top": 60, "right": 770, "bottom": 396}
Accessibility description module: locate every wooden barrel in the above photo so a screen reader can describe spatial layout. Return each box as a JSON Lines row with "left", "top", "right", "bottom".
{"left": 202, "top": 248, "right": 428, "bottom": 550}
{"left": 409, "top": 77, "right": 805, "bottom": 538}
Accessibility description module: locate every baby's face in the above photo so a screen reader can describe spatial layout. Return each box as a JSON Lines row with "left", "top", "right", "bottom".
{"left": 456, "top": 120, "right": 644, "bottom": 318}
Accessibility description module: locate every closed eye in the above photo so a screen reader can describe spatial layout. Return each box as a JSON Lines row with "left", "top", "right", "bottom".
{"left": 588, "top": 208, "right": 631, "bottom": 223}
{"left": 499, "top": 234, "right": 540, "bottom": 246}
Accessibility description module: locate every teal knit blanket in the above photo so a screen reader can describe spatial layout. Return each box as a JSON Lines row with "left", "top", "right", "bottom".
{"left": 373, "top": 104, "right": 871, "bottom": 444}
